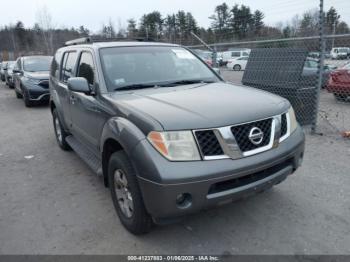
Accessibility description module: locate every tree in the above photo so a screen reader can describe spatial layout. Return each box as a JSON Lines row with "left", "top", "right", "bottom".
{"left": 325, "top": 7, "right": 340, "bottom": 34}
{"left": 139, "top": 11, "right": 163, "bottom": 39}
{"left": 36, "top": 6, "right": 54, "bottom": 54}
{"left": 253, "top": 10, "right": 264, "bottom": 36}
{"left": 127, "top": 19, "right": 138, "bottom": 38}
{"left": 230, "top": 4, "right": 254, "bottom": 39}
{"left": 78, "top": 26, "right": 90, "bottom": 36}
{"left": 209, "top": 3, "right": 231, "bottom": 40}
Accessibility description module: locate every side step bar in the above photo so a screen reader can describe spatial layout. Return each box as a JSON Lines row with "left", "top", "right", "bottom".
{"left": 66, "top": 135, "right": 103, "bottom": 176}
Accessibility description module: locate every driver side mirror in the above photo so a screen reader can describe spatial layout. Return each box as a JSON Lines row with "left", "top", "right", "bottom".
{"left": 67, "top": 77, "right": 91, "bottom": 95}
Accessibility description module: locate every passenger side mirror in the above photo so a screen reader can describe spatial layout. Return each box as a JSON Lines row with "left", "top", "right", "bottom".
{"left": 67, "top": 77, "right": 91, "bottom": 94}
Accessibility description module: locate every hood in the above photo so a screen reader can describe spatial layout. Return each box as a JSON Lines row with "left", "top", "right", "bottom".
{"left": 106, "top": 82, "right": 290, "bottom": 131}
{"left": 24, "top": 71, "right": 50, "bottom": 80}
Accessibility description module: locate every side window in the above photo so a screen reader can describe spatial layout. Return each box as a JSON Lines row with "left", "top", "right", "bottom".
{"left": 62, "top": 52, "right": 77, "bottom": 83}
{"left": 231, "top": 52, "right": 240, "bottom": 57}
{"left": 15, "top": 59, "right": 21, "bottom": 70}
{"left": 243, "top": 52, "right": 249, "bottom": 56}
{"left": 51, "top": 51, "right": 62, "bottom": 78}
{"left": 77, "top": 52, "right": 95, "bottom": 85}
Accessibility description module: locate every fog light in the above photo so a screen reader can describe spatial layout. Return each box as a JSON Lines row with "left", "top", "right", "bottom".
{"left": 176, "top": 193, "right": 192, "bottom": 209}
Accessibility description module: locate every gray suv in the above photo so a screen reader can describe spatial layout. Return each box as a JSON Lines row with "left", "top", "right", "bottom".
{"left": 50, "top": 38, "right": 305, "bottom": 234}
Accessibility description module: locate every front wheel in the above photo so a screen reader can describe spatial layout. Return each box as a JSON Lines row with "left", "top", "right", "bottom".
{"left": 108, "top": 151, "right": 152, "bottom": 235}
{"left": 15, "top": 90, "right": 23, "bottom": 99}
{"left": 233, "top": 64, "right": 241, "bottom": 71}
{"left": 22, "top": 90, "right": 33, "bottom": 107}
{"left": 52, "top": 109, "right": 71, "bottom": 150}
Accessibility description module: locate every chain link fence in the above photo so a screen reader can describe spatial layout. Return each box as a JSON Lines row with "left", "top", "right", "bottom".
{"left": 188, "top": 33, "right": 350, "bottom": 137}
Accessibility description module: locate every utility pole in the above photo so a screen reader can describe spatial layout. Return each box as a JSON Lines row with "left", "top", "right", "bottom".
{"left": 312, "top": 0, "right": 325, "bottom": 134}
{"left": 190, "top": 31, "right": 218, "bottom": 68}
{"left": 331, "top": 22, "right": 336, "bottom": 49}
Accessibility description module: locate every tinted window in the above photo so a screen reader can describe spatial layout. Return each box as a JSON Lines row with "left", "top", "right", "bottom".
{"left": 51, "top": 51, "right": 62, "bottom": 78}
{"left": 100, "top": 46, "right": 218, "bottom": 91}
{"left": 77, "top": 52, "right": 95, "bottom": 85}
{"left": 231, "top": 52, "right": 240, "bottom": 57}
{"left": 242, "top": 52, "right": 249, "bottom": 56}
{"left": 62, "top": 52, "right": 77, "bottom": 83}
{"left": 23, "top": 57, "right": 52, "bottom": 72}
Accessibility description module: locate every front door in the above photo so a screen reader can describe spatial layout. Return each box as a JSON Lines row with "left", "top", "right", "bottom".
{"left": 70, "top": 51, "right": 107, "bottom": 155}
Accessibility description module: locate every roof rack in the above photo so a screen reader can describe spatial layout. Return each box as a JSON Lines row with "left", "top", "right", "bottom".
{"left": 64, "top": 36, "right": 156, "bottom": 46}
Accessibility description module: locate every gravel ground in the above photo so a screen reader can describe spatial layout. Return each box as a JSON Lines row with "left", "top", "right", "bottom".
{"left": 0, "top": 79, "right": 349, "bottom": 255}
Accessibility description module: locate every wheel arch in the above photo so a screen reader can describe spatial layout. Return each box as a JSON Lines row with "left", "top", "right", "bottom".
{"left": 100, "top": 117, "right": 146, "bottom": 187}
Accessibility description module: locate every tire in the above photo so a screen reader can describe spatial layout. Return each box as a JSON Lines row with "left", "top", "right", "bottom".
{"left": 334, "top": 93, "right": 348, "bottom": 102}
{"left": 108, "top": 151, "right": 152, "bottom": 235}
{"left": 15, "top": 90, "right": 23, "bottom": 99}
{"left": 22, "top": 90, "right": 33, "bottom": 107}
{"left": 52, "top": 109, "right": 71, "bottom": 151}
{"left": 233, "top": 64, "right": 241, "bottom": 71}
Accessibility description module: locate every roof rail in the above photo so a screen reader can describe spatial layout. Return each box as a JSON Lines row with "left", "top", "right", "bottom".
{"left": 64, "top": 36, "right": 156, "bottom": 46}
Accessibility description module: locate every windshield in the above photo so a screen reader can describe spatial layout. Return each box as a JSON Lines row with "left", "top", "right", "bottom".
{"left": 23, "top": 57, "right": 52, "bottom": 72}
{"left": 99, "top": 46, "right": 219, "bottom": 91}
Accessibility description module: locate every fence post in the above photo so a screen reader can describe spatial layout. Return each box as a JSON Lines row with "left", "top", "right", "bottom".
{"left": 311, "top": 0, "right": 326, "bottom": 134}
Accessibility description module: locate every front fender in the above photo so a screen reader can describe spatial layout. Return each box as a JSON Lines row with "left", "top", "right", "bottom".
{"left": 100, "top": 117, "right": 147, "bottom": 157}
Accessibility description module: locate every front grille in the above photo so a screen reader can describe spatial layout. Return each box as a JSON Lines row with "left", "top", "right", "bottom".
{"left": 39, "top": 80, "right": 49, "bottom": 88}
{"left": 231, "top": 118, "right": 273, "bottom": 152}
{"left": 208, "top": 158, "right": 293, "bottom": 195}
{"left": 195, "top": 130, "right": 223, "bottom": 156}
{"left": 281, "top": 114, "right": 288, "bottom": 137}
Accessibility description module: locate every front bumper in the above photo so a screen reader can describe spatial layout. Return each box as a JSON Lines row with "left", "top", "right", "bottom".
{"left": 131, "top": 126, "right": 305, "bottom": 220}
{"left": 23, "top": 82, "right": 50, "bottom": 101}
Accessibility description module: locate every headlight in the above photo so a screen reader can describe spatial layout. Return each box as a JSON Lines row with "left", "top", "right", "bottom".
{"left": 147, "top": 131, "right": 201, "bottom": 161}
{"left": 23, "top": 77, "right": 40, "bottom": 85}
{"left": 288, "top": 106, "right": 298, "bottom": 134}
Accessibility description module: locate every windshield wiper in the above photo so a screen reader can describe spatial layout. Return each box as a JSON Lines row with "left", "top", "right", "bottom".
{"left": 159, "top": 79, "right": 215, "bottom": 87}
{"left": 114, "top": 83, "right": 157, "bottom": 91}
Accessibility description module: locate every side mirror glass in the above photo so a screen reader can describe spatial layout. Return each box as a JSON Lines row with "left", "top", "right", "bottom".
{"left": 67, "top": 77, "right": 91, "bottom": 94}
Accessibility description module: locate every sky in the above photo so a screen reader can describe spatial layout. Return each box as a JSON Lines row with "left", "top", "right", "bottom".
{"left": 0, "top": 0, "right": 349, "bottom": 32}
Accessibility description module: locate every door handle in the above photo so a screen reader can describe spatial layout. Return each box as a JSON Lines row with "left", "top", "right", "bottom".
{"left": 70, "top": 95, "right": 77, "bottom": 104}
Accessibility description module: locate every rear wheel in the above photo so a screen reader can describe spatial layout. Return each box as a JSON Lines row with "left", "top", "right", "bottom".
{"left": 108, "top": 151, "right": 152, "bottom": 235}
{"left": 233, "top": 64, "right": 241, "bottom": 71}
{"left": 52, "top": 109, "right": 71, "bottom": 150}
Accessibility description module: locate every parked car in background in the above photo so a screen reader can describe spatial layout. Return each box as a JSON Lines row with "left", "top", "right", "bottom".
{"left": 4, "top": 61, "right": 15, "bottom": 88}
{"left": 226, "top": 56, "right": 249, "bottom": 71}
{"left": 330, "top": 47, "right": 350, "bottom": 60}
{"left": 5, "top": 62, "right": 16, "bottom": 88}
{"left": 221, "top": 49, "right": 250, "bottom": 64}
{"left": 302, "top": 58, "right": 336, "bottom": 88}
{"left": 308, "top": 52, "right": 321, "bottom": 59}
{"left": 193, "top": 49, "right": 213, "bottom": 67}
{"left": 50, "top": 38, "right": 304, "bottom": 234}
{"left": 12, "top": 56, "right": 52, "bottom": 107}
{"left": 1, "top": 61, "right": 8, "bottom": 82}
{"left": 327, "top": 62, "right": 350, "bottom": 101}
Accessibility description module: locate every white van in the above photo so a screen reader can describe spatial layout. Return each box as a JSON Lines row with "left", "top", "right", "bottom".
{"left": 330, "top": 47, "right": 350, "bottom": 60}
{"left": 221, "top": 49, "right": 251, "bottom": 64}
